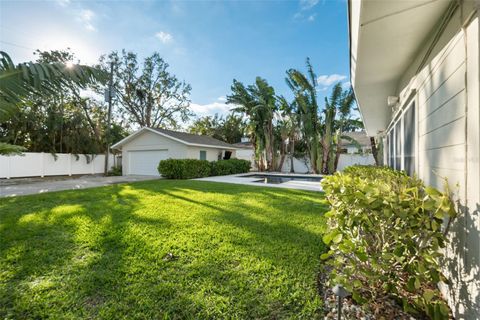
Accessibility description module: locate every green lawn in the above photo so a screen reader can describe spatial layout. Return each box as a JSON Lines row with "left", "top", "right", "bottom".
{"left": 0, "top": 180, "right": 327, "bottom": 319}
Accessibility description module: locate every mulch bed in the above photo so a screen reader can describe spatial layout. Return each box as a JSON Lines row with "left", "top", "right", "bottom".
{"left": 317, "top": 265, "right": 419, "bottom": 320}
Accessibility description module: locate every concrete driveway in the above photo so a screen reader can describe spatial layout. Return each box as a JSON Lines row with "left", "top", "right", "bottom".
{"left": 0, "top": 175, "right": 160, "bottom": 198}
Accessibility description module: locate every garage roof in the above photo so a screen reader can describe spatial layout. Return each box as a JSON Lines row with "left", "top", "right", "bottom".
{"left": 111, "top": 127, "right": 238, "bottom": 150}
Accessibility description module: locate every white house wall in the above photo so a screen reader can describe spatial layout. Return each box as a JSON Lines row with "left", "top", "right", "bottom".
{"left": 393, "top": 3, "right": 479, "bottom": 317}
{"left": 121, "top": 130, "right": 188, "bottom": 175}
{"left": 186, "top": 146, "right": 235, "bottom": 162}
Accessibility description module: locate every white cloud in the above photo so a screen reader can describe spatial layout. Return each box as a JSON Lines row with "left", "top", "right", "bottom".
{"left": 56, "top": 0, "right": 70, "bottom": 7}
{"left": 78, "top": 9, "right": 96, "bottom": 31}
{"left": 155, "top": 31, "right": 173, "bottom": 44}
{"left": 294, "top": 0, "right": 320, "bottom": 21}
{"left": 300, "top": 0, "right": 319, "bottom": 10}
{"left": 190, "top": 101, "right": 232, "bottom": 117}
{"left": 217, "top": 96, "right": 227, "bottom": 102}
{"left": 317, "top": 74, "right": 347, "bottom": 86}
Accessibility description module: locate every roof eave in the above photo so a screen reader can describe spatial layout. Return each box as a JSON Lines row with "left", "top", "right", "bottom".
{"left": 110, "top": 127, "right": 238, "bottom": 150}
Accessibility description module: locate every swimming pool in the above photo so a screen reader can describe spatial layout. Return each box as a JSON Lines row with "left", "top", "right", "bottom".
{"left": 240, "top": 174, "right": 322, "bottom": 184}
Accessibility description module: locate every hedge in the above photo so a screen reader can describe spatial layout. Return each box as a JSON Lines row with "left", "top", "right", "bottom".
{"left": 158, "top": 159, "right": 211, "bottom": 179}
{"left": 210, "top": 159, "right": 251, "bottom": 176}
{"left": 321, "top": 165, "right": 456, "bottom": 319}
{"left": 158, "top": 158, "right": 250, "bottom": 179}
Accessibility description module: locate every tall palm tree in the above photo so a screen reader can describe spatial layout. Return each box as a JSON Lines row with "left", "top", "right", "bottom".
{"left": 0, "top": 51, "right": 106, "bottom": 155}
{"left": 278, "top": 96, "right": 299, "bottom": 172}
{"left": 227, "top": 77, "right": 278, "bottom": 171}
{"left": 286, "top": 58, "right": 321, "bottom": 173}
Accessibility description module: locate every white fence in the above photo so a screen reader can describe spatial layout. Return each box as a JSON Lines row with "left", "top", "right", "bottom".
{"left": 336, "top": 154, "right": 375, "bottom": 171}
{"left": 237, "top": 147, "right": 375, "bottom": 173}
{"left": 0, "top": 152, "right": 115, "bottom": 179}
{"left": 281, "top": 154, "right": 375, "bottom": 173}
{"left": 281, "top": 157, "right": 311, "bottom": 173}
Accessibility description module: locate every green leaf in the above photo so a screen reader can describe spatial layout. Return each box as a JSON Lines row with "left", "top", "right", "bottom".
{"left": 414, "top": 276, "right": 421, "bottom": 289}
{"left": 439, "top": 302, "right": 450, "bottom": 316}
{"left": 332, "top": 233, "right": 343, "bottom": 244}
{"left": 320, "top": 252, "right": 332, "bottom": 260}
{"left": 352, "top": 291, "right": 366, "bottom": 304}
{"left": 425, "top": 186, "right": 441, "bottom": 196}
{"left": 355, "top": 251, "right": 368, "bottom": 262}
{"left": 423, "top": 289, "right": 435, "bottom": 303}
{"left": 322, "top": 233, "right": 333, "bottom": 245}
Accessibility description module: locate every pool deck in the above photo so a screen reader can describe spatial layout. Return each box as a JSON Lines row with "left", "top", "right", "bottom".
{"left": 195, "top": 172, "right": 324, "bottom": 192}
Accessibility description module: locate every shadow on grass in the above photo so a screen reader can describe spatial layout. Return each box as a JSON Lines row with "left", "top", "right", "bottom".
{"left": 0, "top": 179, "right": 327, "bottom": 319}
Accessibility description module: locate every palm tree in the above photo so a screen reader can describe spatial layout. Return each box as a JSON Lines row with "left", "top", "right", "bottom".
{"left": 0, "top": 51, "right": 106, "bottom": 155}
{"left": 277, "top": 96, "right": 299, "bottom": 172}
{"left": 286, "top": 58, "right": 321, "bottom": 173}
{"left": 227, "top": 77, "right": 278, "bottom": 171}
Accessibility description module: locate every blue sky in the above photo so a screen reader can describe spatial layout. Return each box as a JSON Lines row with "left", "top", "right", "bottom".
{"left": 0, "top": 0, "right": 350, "bottom": 118}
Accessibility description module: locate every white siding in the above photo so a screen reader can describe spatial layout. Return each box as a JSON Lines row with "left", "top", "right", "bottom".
{"left": 394, "top": 4, "right": 479, "bottom": 317}
{"left": 186, "top": 146, "right": 232, "bottom": 162}
{"left": 121, "top": 130, "right": 188, "bottom": 175}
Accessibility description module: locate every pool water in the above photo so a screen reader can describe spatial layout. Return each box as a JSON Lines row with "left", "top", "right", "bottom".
{"left": 241, "top": 174, "right": 322, "bottom": 184}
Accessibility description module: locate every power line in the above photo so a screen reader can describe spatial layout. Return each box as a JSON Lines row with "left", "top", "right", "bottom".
{"left": 0, "top": 40, "right": 34, "bottom": 51}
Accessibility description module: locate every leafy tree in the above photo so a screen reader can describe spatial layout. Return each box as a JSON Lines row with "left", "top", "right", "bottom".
{"left": 227, "top": 77, "right": 278, "bottom": 171}
{"left": 277, "top": 96, "right": 300, "bottom": 172}
{"left": 0, "top": 50, "right": 105, "bottom": 155}
{"left": 286, "top": 58, "right": 321, "bottom": 173}
{"left": 189, "top": 113, "right": 246, "bottom": 144}
{"left": 98, "top": 50, "right": 193, "bottom": 129}
{"left": 188, "top": 114, "right": 223, "bottom": 139}
{"left": 325, "top": 83, "right": 363, "bottom": 172}
{"left": 287, "top": 58, "right": 363, "bottom": 174}
{"left": 0, "top": 50, "right": 129, "bottom": 157}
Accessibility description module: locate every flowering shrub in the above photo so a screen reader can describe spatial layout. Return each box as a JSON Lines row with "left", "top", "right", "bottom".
{"left": 321, "top": 165, "right": 456, "bottom": 319}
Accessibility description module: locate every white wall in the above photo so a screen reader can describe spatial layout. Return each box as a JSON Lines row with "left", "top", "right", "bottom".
{"left": 0, "top": 153, "right": 114, "bottom": 179}
{"left": 337, "top": 154, "right": 375, "bottom": 171}
{"left": 186, "top": 146, "right": 235, "bottom": 162}
{"left": 121, "top": 130, "right": 188, "bottom": 175}
{"left": 393, "top": 3, "right": 479, "bottom": 317}
{"left": 281, "top": 157, "right": 311, "bottom": 173}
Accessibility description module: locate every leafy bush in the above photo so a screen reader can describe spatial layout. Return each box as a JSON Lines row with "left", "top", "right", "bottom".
{"left": 321, "top": 165, "right": 456, "bottom": 319}
{"left": 107, "top": 166, "right": 122, "bottom": 176}
{"left": 210, "top": 159, "right": 251, "bottom": 176}
{"left": 158, "top": 158, "right": 250, "bottom": 179}
{"left": 158, "top": 159, "right": 211, "bottom": 179}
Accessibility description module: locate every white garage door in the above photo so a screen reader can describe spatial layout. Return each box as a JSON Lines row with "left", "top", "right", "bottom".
{"left": 128, "top": 150, "right": 169, "bottom": 176}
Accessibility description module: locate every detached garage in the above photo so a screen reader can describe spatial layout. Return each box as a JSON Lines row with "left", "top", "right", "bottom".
{"left": 111, "top": 127, "right": 237, "bottom": 176}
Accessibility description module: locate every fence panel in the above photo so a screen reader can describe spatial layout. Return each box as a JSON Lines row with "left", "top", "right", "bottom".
{"left": 0, "top": 153, "right": 114, "bottom": 179}
{"left": 337, "top": 154, "right": 375, "bottom": 171}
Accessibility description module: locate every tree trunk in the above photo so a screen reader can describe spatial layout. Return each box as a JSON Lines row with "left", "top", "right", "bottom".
{"left": 277, "top": 141, "right": 286, "bottom": 172}
{"left": 289, "top": 139, "right": 295, "bottom": 173}
{"left": 333, "top": 140, "right": 341, "bottom": 172}
{"left": 370, "top": 136, "right": 379, "bottom": 166}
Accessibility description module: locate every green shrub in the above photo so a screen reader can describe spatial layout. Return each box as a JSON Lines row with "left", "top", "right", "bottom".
{"left": 107, "top": 166, "right": 122, "bottom": 176}
{"left": 158, "top": 159, "right": 211, "bottom": 179}
{"left": 158, "top": 158, "right": 250, "bottom": 179}
{"left": 210, "top": 158, "right": 251, "bottom": 176}
{"left": 321, "top": 165, "right": 456, "bottom": 319}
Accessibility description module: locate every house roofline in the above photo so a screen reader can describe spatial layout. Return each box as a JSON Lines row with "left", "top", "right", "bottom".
{"left": 111, "top": 127, "right": 238, "bottom": 150}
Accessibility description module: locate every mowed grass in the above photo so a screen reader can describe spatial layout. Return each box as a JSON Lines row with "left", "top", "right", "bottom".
{"left": 0, "top": 180, "right": 328, "bottom": 319}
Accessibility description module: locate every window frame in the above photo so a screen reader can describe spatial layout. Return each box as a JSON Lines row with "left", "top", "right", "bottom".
{"left": 385, "top": 96, "right": 417, "bottom": 175}
{"left": 199, "top": 150, "right": 207, "bottom": 160}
